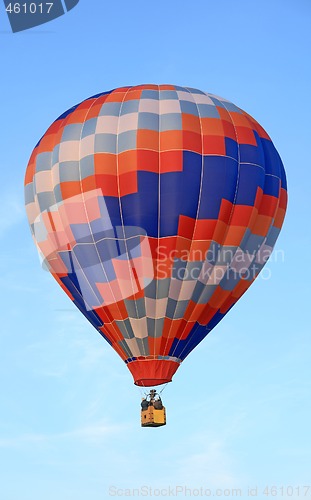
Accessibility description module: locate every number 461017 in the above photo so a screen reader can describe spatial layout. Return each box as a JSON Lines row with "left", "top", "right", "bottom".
{"left": 5, "top": 3, "right": 54, "bottom": 14}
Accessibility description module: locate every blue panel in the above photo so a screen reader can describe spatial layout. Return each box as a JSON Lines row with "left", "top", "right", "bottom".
{"left": 70, "top": 223, "right": 93, "bottom": 243}
{"left": 138, "top": 112, "right": 159, "bottom": 131}
{"left": 180, "top": 100, "right": 198, "bottom": 115}
{"left": 90, "top": 220, "right": 115, "bottom": 242}
{"left": 84, "top": 261, "right": 115, "bottom": 284}
{"left": 159, "top": 90, "right": 178, "bottom": 100}
{"left": 280, "top": 162, "right": 287, "bottom": 190}
{"left": 225, "top": 138, "right": 238, "bottom": 159}
{"left": 121, "top": 172, "right": 159, "bottom": 237}
{"left": 100, "top": 102, "right": 122, "bottom": 117}
{"left": 205, "top": 310, "right": 226, "bottom": 330}
{"left": 235, "top": 163, "right": 265, "bottom": 205}
{"left": 160, "top": 171, "right": 184, "bottom": 236}
{"left": 67, "top": 252, "right": 104, "bottom": 306}
{"left": 141, "top": 90, "right": 159, "bottom": 100}
{"left": 96, "top": 239, "right": 120, "bottom": 262}
{"left": 168, "top": 323, "right": 209, "bottom": 360}
{"left": 180, "top": 151, "right": 202, "bottom": 218}
{"left": 104, "top": 197, "right": 122, "bottom": 227}
{"left": 197, "top": 104, "right": 220, "bottom": 118}
{"left": 121, "top": 100, "right": 139, "bottom": 114}
{"left": 160, "top": 114, "right": 182, "bottom": 131}
{"left": 60, "top": 274, "right": 82, "bottom": 303}
{"left": 198, "top": 156, "right": 238, "bottom": 218}
{"left": 239, "top": 143, "right": 264, "bottom": 167}
{"left": 74, "top": 244, "right": 100, "bottom": 268}
{"left": 263, "top": 174, "right": 280, "bottom": 197}
{"left": 260, "top": 138, "right": 281, "bottom": 178}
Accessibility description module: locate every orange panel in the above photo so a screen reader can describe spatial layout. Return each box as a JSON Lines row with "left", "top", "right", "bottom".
{"left": 118, "top": 150, "right": 138, "bottom": 174}
{"left": 96, "top": 307, "right": 114, "bottom": 323}
{"left": 77, "top": 98, "right": 98, "bottom": 111}
{"left": 244, "top": 112, "right": 271, "bottom": 140}
{"left": 274, "top": 208, "right": 286, "bottom": 229}
{"left": 137, "top": 129, "right": 159, "bottom": 150}
{"left": 229, "top": 111, "right": 252, "bottom": 128}
{"left": 201, "top": 117, "right": 224, "bottom": 136}
{"left": 182, "top": 131, "right": 202, "bottom": 153}
{"left": 178, "top": 215, "right": 196, "bottom": 239}
{"left": 82, "top": 175, "right": 97, "bottom": 192}
{"left": 219, "top": 295, "right": 238, "bottom": 314}
{"left": 235, "top": 126, "right": 257, "bottom": 145}
{"left": 198, "top": 305, "right": 218, "bottom": 326}
{"left": 231, "top": 205, "right": 255, "bottom": 226}
{"left": 66, "top": 109, "right": 89, "bottom": 125}
{"left": 25, "top": 160, "right": 36, "bottom": 185}
{"left": 137, "top": 149, "right": 159, "bottom": 173}
{"left": 86, "top": 102, "right": 105, "bottom": 119}
{"left": 60, "top": 181, "right": 82, "bottom": 200}
{"left": 218, "top": 199, "right": 233, "bottom": 223}
{"left": 163, "top": 318, "right": 184, "bottom": 338}
{"left": 94, "top": 153, "right": 117, "bottom": 175}
{"left": 259, "top": 194, "right": 279, "bottom": 217}
{"left": 208, "top": 287, "right": 231, "bottom": 309}
{"left": 203, "top": 135, "right": 226, "bottom": 155}
{"left": 222, "top": 119, "right": 237, "bottom": 141}
{"left": 175, "top": 236, "right": 192, "bottom": 259}
{"left": 279, "top": 188, "right": 288, "bottom": 210}
{"left": 127, "top": 287, "right": 146, "bottom": 300}
{"left": 105, "top": 301, "right": 128, "bottom": 321}
{"left": 184, "top": 301, "right": 206, "bottom": 322}
{"left": 159, "top": 84, "right": 176, "bottom": 90}
{"left": 160, "top": 130, "right": 183, "bottom": 150}
{"left": 160, "top": 150, "right": 183, "bottom": 172}
{"left": 224, "top": 226, "right": 246, "bottom": 246}
{"left": 182, "top": 113, "right": 201, "bottom": 134}
{"left": 135, "top": 84, "right": 159, "bottom": 91}
{"left": 254, "top": 186, "right": 264, "bottom": 209}
{"left": 193, "top": 219, "right": 217, "bottom": 239}
{"left": 175, "top": 320, "right": 196, "bottom": 340}
{"left": 160, "top": 336, "right": 175, "bottom": 356}
{"left": 188, "top": 240, "right": 211, "bottom": 261}
{"left": 96, "top": 174, "right": 118, "bottom": 197}
{"left": 213, "top": 220, "right": 228, "bottom": 244}
{"left": 124, "top": 89, "right": 143, "bottom": 101}
{"left": 54, "top": 123, "right": 66, "bottom": 145}
{"left": 148, "top": 337, "right": 163, "bottom": 356}
{"left": 105, "top": 89, "right": 129, "bottom": 102}
{"left": 159, "top": 236, "right": 177, "bottom": 255}
{"left": 38, "top": 131, "right": 58, "bottom": 152}
{"left": 252, "top": 214, "right": 272, "bottom": 236}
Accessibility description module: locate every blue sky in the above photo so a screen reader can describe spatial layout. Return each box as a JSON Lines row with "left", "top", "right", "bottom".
{"left": 0, "top": 1, "right": 310, "bottom": 499}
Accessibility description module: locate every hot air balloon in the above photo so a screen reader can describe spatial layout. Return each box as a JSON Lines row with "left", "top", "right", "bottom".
{"left": 25, "top": 85, "right": 287, "bottom": 425}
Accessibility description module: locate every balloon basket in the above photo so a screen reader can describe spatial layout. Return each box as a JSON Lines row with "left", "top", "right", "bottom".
{"left": 141, "top": 405, "right": 166, "bottom": 427}
{"left": 141, "top": 389, "right": 166, "bottom": 427}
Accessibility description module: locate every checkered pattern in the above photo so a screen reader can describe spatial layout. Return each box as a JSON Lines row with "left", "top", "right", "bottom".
{"left": 25, "top": 84, "right": 287, "bottom": 386}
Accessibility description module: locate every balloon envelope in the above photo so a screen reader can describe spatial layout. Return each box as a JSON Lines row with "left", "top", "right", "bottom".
{"left": 25, "top": 84, "right": 287, "bottom": 386}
